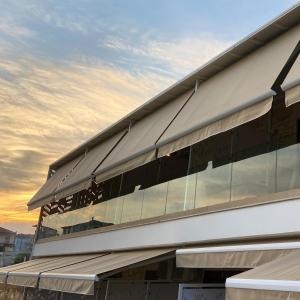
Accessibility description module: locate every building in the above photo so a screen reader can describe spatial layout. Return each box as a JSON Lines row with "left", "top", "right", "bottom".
{"left": 14, "top": 235, "right": 34, "bottom": 262}
{"left": 0, "top": 227, "right": 16, "bottom": 267}
{"left": 2, "top": 3, "right": 300, "bottom": 300}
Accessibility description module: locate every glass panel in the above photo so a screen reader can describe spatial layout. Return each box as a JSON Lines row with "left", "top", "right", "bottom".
{"left": 121, "top": 187, "right": 144, "bottom": 223}
{"left": 103, "top": 196, "right": 124, "bottom": 225}
{"left": 195, "top": 161, "right": 232, "bottom": 208}
{"left": 184, "top": 173, "right": 197, "bottom": 210}
{"left": 141, "top": 182, "right": 168, "bottom": 219}
{"left": 88, "top": 201, "right": 108, "bottom": 227}
{"left": 277, "top": 143, "right": 300, "bottom": 192}
{"left": 231, "top": 151, "right": 276, "bottom": 201}
{"left": 165, "top": 176, "right": 192, "bottom": 214}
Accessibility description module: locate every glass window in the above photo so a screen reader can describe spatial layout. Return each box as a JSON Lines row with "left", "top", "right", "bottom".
{"left": 160, "top": 148, "right": 190, "bottom": 214}
{"left": 103, "top": 196, "right": 124, "bottom": 225}
{"left": 272, "top": 97, "right": 300, "bottom": 192}
{"left": 277, "top": 143, "right": 300, "bottom": 191}
{"left": 141, "top": 182, "right": 168, "bottom": 218}
{"left": 231, "top": 114, "right": 276, "bottom": 200}
{"left": 190, "top": 132, "right": 232, "bottom": 208}
{"left": 121, "top": 188, "right": 144, "bottom": 223}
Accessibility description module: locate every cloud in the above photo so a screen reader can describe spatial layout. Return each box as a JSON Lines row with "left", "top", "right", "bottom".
{"left": 102, "top": 35, "right": 231, "bottom": 76}
{"left": 0, "top": 55, "right": 175, "bottom": 230}
{"left": 0, "top": 1, "right": 231, "bottom": 233}
{"left": 0, "top": 17, "right": 35, "bottom": 39}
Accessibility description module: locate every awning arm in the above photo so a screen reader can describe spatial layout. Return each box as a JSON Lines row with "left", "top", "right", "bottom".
{"left": 272, "top": 39, "right": 300, "bottom": 93}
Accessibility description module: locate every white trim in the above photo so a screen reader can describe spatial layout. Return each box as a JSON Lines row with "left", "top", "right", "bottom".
{"left": 40, "top": 273, "right": 98, "bottom": 281}
{"left": 176, "top": 241, "right": 300, "bottom": 255}
{"left": 33, "top": 199, "right": 300, "bottom": 256}
{"left": 226, "top": 278, "right": 300, "bottom": 292}
{"left": 8, "top": 271, "right": 39, "bottom": 277}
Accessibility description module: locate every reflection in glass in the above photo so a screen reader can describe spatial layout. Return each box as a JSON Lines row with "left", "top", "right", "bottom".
{"left": 165, "top": 176, "right": 195, "bottom": 214}
{"left": 277, "top": 143, "right": 300, "bottom": 192}
{"left": 195, "top": 161, "right": 231, "bottom": 208}
{"left": 121, "top": 186, "right": 144, "bottom": 223}
{"left": 104, "top": 196, "right": 124, "bottom": 225}
{"left": 231, "top": 151, "right": 276, "bottom": 201}
{"left": 141, "top": 182, "right": 168, "bottom": 219}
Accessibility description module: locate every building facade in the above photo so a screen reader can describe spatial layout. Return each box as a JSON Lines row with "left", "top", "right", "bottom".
{"left": 2, "top": 4, "right": 300, "bottom": 300}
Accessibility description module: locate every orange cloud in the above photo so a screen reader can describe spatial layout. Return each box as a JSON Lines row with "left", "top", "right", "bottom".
{"left": 0, "top": 56, "right": 174, "bottom": 233}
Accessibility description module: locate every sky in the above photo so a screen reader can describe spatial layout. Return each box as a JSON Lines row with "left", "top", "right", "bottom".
{"left": 0, "top": 0, "right": 298, "bottom": 234}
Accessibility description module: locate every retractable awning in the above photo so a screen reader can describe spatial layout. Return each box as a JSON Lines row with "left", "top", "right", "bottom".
{"left": 28, "top": 155, "right": 84, "bottom": 210}
{"left": 157, "top": 23, "right": 300, "bottom": 157}
{"left": 0, "top": 257, "right": 63, "bottom": 284}
{"left": 0, "top": 249, "right": 173, "bottom": 295}
{"left": 226, "top": 251, "right": 300, "bottom": 300}
{"left": 282, "top": 51, "right": 300, "bottom": 107}
{"left": 28, "top": 131, "right": 127, "bottom": 210}
{"left": 39, "top": 249, "right": 173, "bottom": 295}
{"left": 95, "top": 90, "right": 193, "bottom": 184}
{"left": 176, "top": 242, "right": 300, "bottom": 269}
{"left": 5, "top": 254, "right": 102, "bottom": 288}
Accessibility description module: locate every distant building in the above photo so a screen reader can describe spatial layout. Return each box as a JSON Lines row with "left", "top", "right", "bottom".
{"left": 15, "top": 234, "right": 33, "bottom": 253}
{"left": 0, "top": 227, "right": 16, "bottom": 267}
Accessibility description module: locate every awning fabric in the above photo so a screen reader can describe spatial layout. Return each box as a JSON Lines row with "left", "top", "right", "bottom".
{"left": 95, "top": 90, "right": 193, "bottom": 184}
{"left": 176, "top": 242, "right": 300, "bottom": 269}
{"left": 157, "top": 23, "right": 300, "bottom": 157}
{"left": 282, "top": 54, "right": 300, "bottom": 107}
{"left": 5, "top": 255, "right": 101, "bottom": 288}
{"left": 226, "top": 251, "right": 300, "bottom": 300}
{"left": 28, "top": 155, "right": 84, "bottom": 210}
{"left": 28, "top": 131, "right": 127, "bottom": 211}
{"left": 39, "top": 249, "right": 173, "bottom": 295}
{"left": 54, "top": 130, "right": 127, "bottom": 200}
{"left": 0, "top": 257, "right": 58, "bottom": 284}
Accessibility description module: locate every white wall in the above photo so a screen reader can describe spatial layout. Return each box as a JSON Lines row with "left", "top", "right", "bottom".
{"left": 33, "top": 198, "right": 300, "bottom": 257}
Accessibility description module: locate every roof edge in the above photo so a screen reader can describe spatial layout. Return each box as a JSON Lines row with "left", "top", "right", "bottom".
{"left": 51, "top": 2, "right": 300, "bottom": 170}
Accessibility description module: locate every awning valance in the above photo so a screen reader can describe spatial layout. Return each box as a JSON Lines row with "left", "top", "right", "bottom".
{"left": 226, "top": 251, "right": 300, "bottom": 300}
{"left": 176, "top": 242, "right": 300, "bottom": 269}
{"left": 94, "top": 90, "right": 193, "bottom": 184}
{"left": 157, "top": 23, "right": 300, "bottom": 157}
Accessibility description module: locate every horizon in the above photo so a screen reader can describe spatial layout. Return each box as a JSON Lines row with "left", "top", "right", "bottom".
{"left": 0, "top": 0, "right": 298, "bottom": 234}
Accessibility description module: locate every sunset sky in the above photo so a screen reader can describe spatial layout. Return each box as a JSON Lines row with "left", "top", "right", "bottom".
{"left": 0, "top": 0, "right": 298, "bottom": 234}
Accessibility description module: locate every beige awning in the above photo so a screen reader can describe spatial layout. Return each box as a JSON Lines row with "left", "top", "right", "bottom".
{"left": 0, "top": 257, "right": 60, "bottom": 284}
{"left": 176, "top": 242, "right": 300, "bottom": 269}
{"left": 39, "top": 249, "right": 173, "bottom": 295}
{"left": 95, "top": 90, "right": 193, "bottom": 184}
{"left": 6, "top": 254, "right": 102, "bottom": 288}
{"left": 226, "top": 251, "right": 300, "bottom": 300}
{"left": 28, "top": 155, "right": 84, "bottom": 210}
{"left": 54, "top": 130, "right": 127, "bottom": 200}
{"left": 28, "top": 131, "right": 127, "bottom": 211}
{"left": 157, "top": 23, "right": 300, "bottom": 157}
{"left": 282, "top": 53, "right": 300, "bottom": 107}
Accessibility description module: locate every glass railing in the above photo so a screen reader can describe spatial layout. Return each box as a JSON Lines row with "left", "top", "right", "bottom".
{"left": 39, "top": 143, "right": 300, "bottom": 239}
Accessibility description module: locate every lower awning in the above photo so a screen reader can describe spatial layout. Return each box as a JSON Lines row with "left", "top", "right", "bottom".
{"left": 0, "top": 248, "right": 173, "bottom": 295}
{"left": 39, "top": 248, "right": 173, "bottom": 295}
{"left": 225, "top": 251, "right": 300, "bottom": 300}
{"left": 0, "top": 257, "right": 65, "bottom": 284}
{"left": 5, "top": 254, "right": 103, "bottom": 288}
{"left": 176, "top": 241, "right": 300, "bottom": 269}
